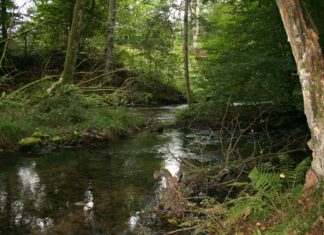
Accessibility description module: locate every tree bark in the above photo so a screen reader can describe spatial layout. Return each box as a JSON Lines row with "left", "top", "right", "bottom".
{"left": 184, "top": 0, "right": 192, "bottom": 104}
{"left": 60, "top": 0, "right": 86, "bottom": 85}
{"left": 276, "top": 0, "right": 324, "bottom": 188}
{"left": 104, "top": 0, "right": 116, "bottom": 77}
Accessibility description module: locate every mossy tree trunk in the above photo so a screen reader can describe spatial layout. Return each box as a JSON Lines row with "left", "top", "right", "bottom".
{"left": 184, "top": 0, "right": 192, "bottom": 104}
{"left": 48, "top": 0, "right": 85, "bottom": 92}
{"left": 104, "top": 0, "right": 116, "bottom": 77}
{"left": 61, "top": 0, "right": 85, "bottom": 84}
{"left": 276, "top": 0, "right": 324, "bottom": 188}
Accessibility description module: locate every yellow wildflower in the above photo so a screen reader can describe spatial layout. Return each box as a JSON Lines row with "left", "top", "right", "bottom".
{"left": 280, "top": 173, "right": 286, "bottom": 179}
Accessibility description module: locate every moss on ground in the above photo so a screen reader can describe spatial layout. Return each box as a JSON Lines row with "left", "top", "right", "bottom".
{"left": 18, "top": 137, "right": 42, "bottom": 147}
{"left": 0, "top": 85, "right": 144, "bottom": 151}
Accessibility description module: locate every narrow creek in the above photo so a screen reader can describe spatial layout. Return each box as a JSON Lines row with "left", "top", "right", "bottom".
{"left": 0, "top": 105, "right": 225, "bottom": 235}
{"left": 0, "top": 105, "right": 308, "bottom": 234}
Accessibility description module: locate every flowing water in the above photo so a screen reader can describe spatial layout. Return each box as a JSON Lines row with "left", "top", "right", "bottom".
{"left": 0, "top": 105, "right": 225, "bottom": 235}
{"left": 0, "top": 105, "right": 307, "bottom": 234}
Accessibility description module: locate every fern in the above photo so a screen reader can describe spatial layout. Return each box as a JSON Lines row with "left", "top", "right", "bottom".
{"left": 248, "top": 166, "right": 282, "bottom": 194}
{"left": 292, "top": 158, "right": 311, "bottom": 184}
{"left": 227, "top": 194, "right": 264, "bottom": 222}
{"left": 278, "top": 154, "right": 295, "bottom": 175}
{"left": 226, "top": 155, "right": 311, "bottom": 226}
{"left": 277, "top": 155, "right": 311, "bottom": 189}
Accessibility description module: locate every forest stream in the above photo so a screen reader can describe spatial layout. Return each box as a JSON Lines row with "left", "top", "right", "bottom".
{"left": 0, "top": 104, "right": 309, "bottom": 234}
{"left": 0, "top": 104, "right": 230, "bottom": 235}
{"left": 1, "top": 0, "right": 322, "bottom": 233}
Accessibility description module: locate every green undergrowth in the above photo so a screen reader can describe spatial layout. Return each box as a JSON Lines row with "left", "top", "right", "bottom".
{"left": 176, "top": 101, "right": 226, "bottom": 129}
{"left": 91, "top": 71, "right": 185, "bottom": 106}
{"left": 0, "top": 84, "right": 144, "bottom": 150}
{"left": 170, "top": 155, "right": 324, "bottom": 234}
{"left": 176, "top": 101, "right": 307, "bottom": 130}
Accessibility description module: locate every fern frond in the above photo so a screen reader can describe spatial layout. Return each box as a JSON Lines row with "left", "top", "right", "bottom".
{"left": 248, "top": 167, "right": 282, "bottom": 193}
{"left": 278, "top": 154, "right": 295, "bottom": 173}
{"left": 292, "top": 157, "right": 311, "bottom": 184}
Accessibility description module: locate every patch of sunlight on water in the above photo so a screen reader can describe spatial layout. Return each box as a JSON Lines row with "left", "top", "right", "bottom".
{"left": 158, "top": 130, "right": 185, "bottom": 178}
{"left": 13, "top": 162, "right": 54, "bottom": 232}
{"left": 128, "top": 211, "right": 140, "bottom": 231}
{"left": 83, "top": 184, "right": 95, "bottom": 227}
{"left": 18, "top": 162, "right": 46, "bottom": 210}
{"left": 126, "top": 129, "right": 187, "bottom": 231}
{"left": 18, "top": 162, "right": 40, "bottom": 195}
{"left": 0, "top": 183, "right": 7, "bottom": 212}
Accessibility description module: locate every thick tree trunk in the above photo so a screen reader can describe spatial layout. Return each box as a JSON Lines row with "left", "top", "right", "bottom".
{"left": 191, "top": 0, "right": 199, "bottom": 47}
{"left": 276, "top": 0, "right": 324, "bottom": 188}
{"left": 59, "top": 0, "right": 85, "bottom": 86}
{"left": 184, "top": 0, "right": 192, "bottom": 104}
{"left": 104, "top": 0, "right": 116, "bottom": 76}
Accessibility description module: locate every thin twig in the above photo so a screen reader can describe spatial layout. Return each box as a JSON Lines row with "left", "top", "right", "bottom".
{"left": 165, "top": 225, "right": 200, "bottom": 235}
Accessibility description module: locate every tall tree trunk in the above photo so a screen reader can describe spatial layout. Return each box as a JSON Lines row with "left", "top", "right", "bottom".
{"left": 61, "top": 0, "right": 85, "bottom": 84}
{"left": 1, "top": 0, "right": 8, "bottom": 52}
{"left": 104, "top": 0, "right": 116, "bottom": 77}
{"left": 191, "top": 0, "right": 199, "bottom": 48}
{"left": 48, "top": 0, "right": 85, "bottom": 92}
{"left": 184, "top": 0, "right": 192, "bottom": 104}
{"left": 276, "top": 0, "right": 324, "bottom": 188}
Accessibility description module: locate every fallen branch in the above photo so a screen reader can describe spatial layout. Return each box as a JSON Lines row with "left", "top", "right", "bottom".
{"left": 3, "top": 75, "right": 58, "bottom": 100}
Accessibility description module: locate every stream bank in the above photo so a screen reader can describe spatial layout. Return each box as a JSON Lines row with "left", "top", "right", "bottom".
{"left": 0, "top": 104, "right": 311, "bottom": 234}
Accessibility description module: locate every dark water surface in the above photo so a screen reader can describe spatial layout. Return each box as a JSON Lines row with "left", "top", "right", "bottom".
{"left": 0, "top": 105, "right": 303, "bottom": 234}
{"left": 0, "top": 105, "right": 200, "bottom": 235}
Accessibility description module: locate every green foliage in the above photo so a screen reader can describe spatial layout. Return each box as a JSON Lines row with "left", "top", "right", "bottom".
{"left": 277, "top": 154, "right": 311, "bottom": 187}
{"left": 0, "top": 98, "right": 32, "bottom": 147}
{"left": 227, "top": 156, "right": 310, "bottom": 222}
{"left": 0, "top": 85, "right": 143, "bottom": 149}
{"left": 180, "top": 155, "right": 314, "bottom": 234}
{"left": 0, "top": 119, "right": 30, "bottom": 146}
{"left": 198, "top": 0, "right": 298, "bottom": 104}
{"left": 265, "top": 185, "right": 324, "bottom": 235}
{"left": 176, "top": 101, "right": 226, "bottom": 128}
{"left": 80, "top": 108, "right": 143, "bottom": 137}
{"left": 113, "top": 0, "right": 182, "bottom": 89}
{"left": 32, "top": 85, "right": 88, "bottom": 126}
{"left": 21, "top": 0, "right": 183, "bottom": 93}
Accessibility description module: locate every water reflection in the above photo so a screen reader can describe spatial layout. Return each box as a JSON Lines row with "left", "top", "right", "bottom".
{"left": 157, "top": 130, "right": 184, "bottom": 178}
{"left": 9, "top": 162, "right": 54, "bottom": 233}
{"left": 128, "top": 211, "right": 140, "bottom": 231}
{"left": 0, "top": 104, "right": 209, "bottom": 234}
{"left": 0, "top": 183, "right": 7, "bottom": 212}
{"left": 18, "top": 162, "right": 40, "bottom": 195}
{"left": 11, "top": 200, "right": 23, "bottom": 225}
{"left": 18, "top": 162, "right": 46, "bottom": 210}
{"left": 83, "top": 184, "right": 95, "bottom": 227}
{"left": 34, "top": 217, "right": 54, "bottom": 233}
